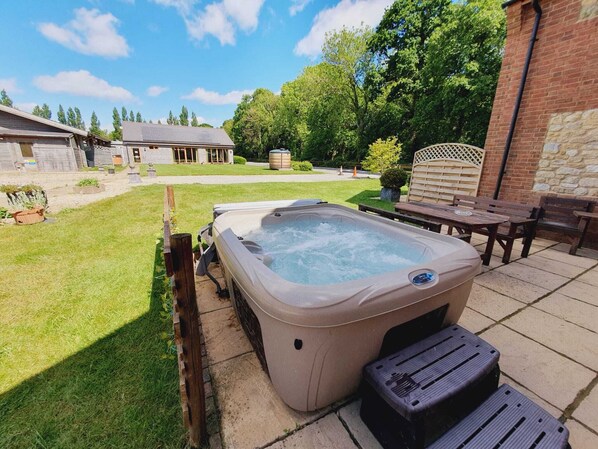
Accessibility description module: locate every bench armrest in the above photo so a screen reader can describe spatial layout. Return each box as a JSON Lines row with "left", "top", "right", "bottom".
{"left": 507, "top": 217, "right": 538, "bottom": 225}
{"left": 574, "top": 211, "right": 598, "bottom": 219}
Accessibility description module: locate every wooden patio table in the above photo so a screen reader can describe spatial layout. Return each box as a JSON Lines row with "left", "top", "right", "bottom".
{"left": 395, "top": 201, "right": 509, "bottom": 266}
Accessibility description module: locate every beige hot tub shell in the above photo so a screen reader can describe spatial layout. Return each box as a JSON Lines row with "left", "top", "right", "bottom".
{"left": 212, "top": 204, "right": 481, "bottom": 411}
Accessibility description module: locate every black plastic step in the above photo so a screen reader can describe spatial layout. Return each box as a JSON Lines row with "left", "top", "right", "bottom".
{"left": 428, "top": 384, "right": 570, "bottom": 449}
{"left": 361, "top": 325, "right": 500, "bottom": 449}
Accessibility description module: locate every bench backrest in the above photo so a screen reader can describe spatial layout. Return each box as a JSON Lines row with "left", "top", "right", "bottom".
{"left": 539, "top": 196, "right": 595, "bottom": 227}
{"left": 453, "top": 195, "right": 539, "bottom": 221}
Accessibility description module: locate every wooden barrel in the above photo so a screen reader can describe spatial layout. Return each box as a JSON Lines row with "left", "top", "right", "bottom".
{"left": 112, "top": 155, "right": 123, "bottom": 165}
{"left": 269, "top": 149, "right": 291, "bottom": 170}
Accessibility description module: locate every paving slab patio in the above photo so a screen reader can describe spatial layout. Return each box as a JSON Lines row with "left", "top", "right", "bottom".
{"left": 196, "top": 239, "right": 598, "bottom": 448}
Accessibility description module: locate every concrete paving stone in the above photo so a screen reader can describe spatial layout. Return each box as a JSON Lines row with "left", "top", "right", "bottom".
{"left": 504, "top": 307, "right": 598, "bottom": 371}
{"left": 474, "top": 242, "right": 515, "bottom": 260}
{"left": 480, "top": 325, "right": 594, "bottom": 410}
{"left": 495, "top": 263, "right": 569, "bottom": 290}
{"left": 557, "top": 281, "right": 598, "bottom": 306}
{"left": 474, "top": 271, "right": 551, "bottom": 303}
{"left": 458, "top": 307, "right": 494, "bottom": 334}
{"left": 573, "top": 384, "right": 598, "bottom": 434}
{"left": 337, "top": 400, "right": 383, "bottom": 449}
{"left": 535, "top": 248, "right": 597, "bottom": 268}
{"left": 196, "top": 275, "right": 231, "bottom": 314}
{"left": 500, "top": 373, "right": 562, "bottom": 418}
{"left": 516, "top": 254, "right": 587, "bottom": 278}
{"left": 534, "top": 293, "right": 598, "bottom": 333}
{"left": 551, "top": 243, "right": 598, "bottom": 261}
{"left": 467, "top": 283, "right": 526, "bottom": 321}
{"left": 268, "top": 414, "right": 358, "bottom": 449}
{"left": 566, "top": 419, "right": 598, "bottom": 449}
{"left": 475, "top": 251, "right": 505, "bottom": 269}
{"left": 201, "top": 307, "right": 252, "bottom": 365}
{"left": 532, "top": 238, "right": 558, "bottom": 248}
{"left": 211, "top": 353, "right": 331, "bottom": 449}
{"left": 577, "top": 268, "right": 598, "bottom": 287}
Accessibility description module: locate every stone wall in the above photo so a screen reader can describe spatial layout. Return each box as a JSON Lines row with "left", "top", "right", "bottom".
{"left": 533, "top": 109, "right": 598, "bottom": 196}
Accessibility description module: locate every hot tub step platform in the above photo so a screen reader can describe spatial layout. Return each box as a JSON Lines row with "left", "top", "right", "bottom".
{"left": 360, "top": 325, "right": 500, "bottom": 449}
{"left": 428, "top": 384, "right": 570, "bottom": 449}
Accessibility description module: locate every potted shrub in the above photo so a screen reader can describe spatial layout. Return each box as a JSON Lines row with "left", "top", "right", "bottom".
{"left": 379, "top": 167, "right": 408, "bottom": 202}
{"left": 0, "top": 184, "right": 48, "bottom": 224}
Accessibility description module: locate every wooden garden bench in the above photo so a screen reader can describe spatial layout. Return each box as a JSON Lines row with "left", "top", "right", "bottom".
{"left": 358, "top": 204, "right": 443, "bottom": 233}
{"left": 451, "top": 195, "right": 540, "bottom": 263}
{"left": 537, "top": 196, "right": 596, "bottom": 255}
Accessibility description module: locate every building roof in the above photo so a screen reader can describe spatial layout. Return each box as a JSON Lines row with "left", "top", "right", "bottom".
{"left": 0, "top": 127, "right": 73, "bottom": 139}
{"left": 0, "top": 104, "right": 88, "bottom": 137}
{"left": 122, "top": 121, "right": 234, "bottom": 148}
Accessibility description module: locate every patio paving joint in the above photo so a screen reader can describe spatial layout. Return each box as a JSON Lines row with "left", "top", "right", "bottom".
{"left": 562, "top": 374, "right": 598, "bottom": 430}
{"left": 208, "top": 349, "right": 254, "bottom": 368}
{"left": 335, "top": 408, "right": 365, "bottom": 449}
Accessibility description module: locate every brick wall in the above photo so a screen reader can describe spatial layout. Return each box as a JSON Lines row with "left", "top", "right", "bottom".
{"left": 480, "top": 0, "right": 598, "bottom": 247}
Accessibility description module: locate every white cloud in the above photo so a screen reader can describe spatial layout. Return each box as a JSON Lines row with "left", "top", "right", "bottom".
{"left": 38, "top": 8, "right": 130, "bottom": 58}
{"left": 295, "top": 0, "right": 393, "bottom": 57}
{"left": 146, "top": 85, "right": 169, "bottom": 97}
{"left": 14, "top": 102, "right": 37, "bottom": 113}
{"left": 0, "top": 78, "right": 22, "bottom": 94}
{"left": 290, "top": 0, "right": 312, "bottom": 16}
{"left": 152, "top": 0, "right": 264, "bottom": 45}
{"left": 182, "top": 87, "right": 253, "bottom": 105}
{"left": 33, "top": 70, "right": 137, "bottom": 102}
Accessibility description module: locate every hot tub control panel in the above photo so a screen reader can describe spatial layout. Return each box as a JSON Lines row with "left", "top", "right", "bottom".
{"left": 409, "top": 270, "right": 437, "bottom": 287}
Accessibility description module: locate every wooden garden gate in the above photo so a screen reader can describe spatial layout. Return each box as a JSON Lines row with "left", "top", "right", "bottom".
{"left": 407, "top": 143, "right": 486, "bottom": 204}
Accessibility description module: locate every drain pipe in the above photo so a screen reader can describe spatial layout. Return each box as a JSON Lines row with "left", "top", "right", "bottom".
{"left": 493, "top": 0, "right": 543, "bottom": 199}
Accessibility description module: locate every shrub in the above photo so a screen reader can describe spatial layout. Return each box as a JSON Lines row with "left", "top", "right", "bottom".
{"left": 1, "top": 184, "right": 47, "bottom": 211}
{"left": 380, "top": 167, "right": 408, "bottom": 190}
{"left": 361, "top": 137, "right": 402, "bottom": 174}
{"left": 292, "top": 161, "right": 313, "bottom": 171}
{"left": 76, "top": 178, "right": 100, "bottom": 187}
{"left": 233, "top": 155, "right": 247, "bottom": 165}
{"left": 0, "top": 184, "right": 20, "bottom": 194}
{"left": 0, "top": 207, "right": 10, "bottom": 219}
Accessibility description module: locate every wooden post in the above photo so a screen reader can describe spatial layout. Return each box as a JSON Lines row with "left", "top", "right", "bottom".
{"left": 171, "top": 233, "right": 206, "bottom": 447}
{"left": 166, "top": 185, "right": 175, "bottom": 210}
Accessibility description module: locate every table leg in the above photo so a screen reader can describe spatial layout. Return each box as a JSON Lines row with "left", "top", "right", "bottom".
{"left": 482, "top": 225, "right": 499, "bottom": 266}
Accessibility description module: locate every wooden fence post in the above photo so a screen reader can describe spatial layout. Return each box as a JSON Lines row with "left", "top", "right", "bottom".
{"left": 166, "top": 185, "right": 175, "bottom": 210}
{"left": 171, "top": 233, "right": 206, "bottom": 447}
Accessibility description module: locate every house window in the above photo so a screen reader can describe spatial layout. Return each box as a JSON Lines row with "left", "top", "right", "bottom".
{"left": 173, "top": 147, "right": 197, "bottom": 163}
{"left": 149, "top": 146, "right": 159, "bottom": 150}
{"left": 19, "top": 143, "right": 33, "bottom": 158}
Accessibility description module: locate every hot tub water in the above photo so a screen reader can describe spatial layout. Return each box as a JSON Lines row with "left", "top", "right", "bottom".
{"left": 243, "top": 218, "right": 432, "bottom": 285}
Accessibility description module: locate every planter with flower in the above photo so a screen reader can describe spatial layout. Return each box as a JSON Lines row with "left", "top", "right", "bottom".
{"left": 0, "top": 184, "right": 48, "bottom": 224}
{"left": 73, "top": 178, "right": 105, "bottom": 194}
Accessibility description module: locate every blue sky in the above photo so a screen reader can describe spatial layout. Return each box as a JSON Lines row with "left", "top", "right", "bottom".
{"left": 0, "top": 0, "right": 393, "bottom": 131}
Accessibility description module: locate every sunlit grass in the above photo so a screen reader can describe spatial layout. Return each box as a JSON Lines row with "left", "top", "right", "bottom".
{"left": 0, "top": 179, "right": 390, "bottom": 448}
{"left": 139, "top": 163, "right": 322, "bottom": 176}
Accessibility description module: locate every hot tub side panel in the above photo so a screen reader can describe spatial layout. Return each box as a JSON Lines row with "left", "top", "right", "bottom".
{"left": 225, "top": 269, "right": 472, "bottom": 412}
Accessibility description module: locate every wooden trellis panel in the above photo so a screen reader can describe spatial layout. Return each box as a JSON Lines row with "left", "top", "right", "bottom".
{"left": 407, "top": 143, "right": 486, "bottom": 204}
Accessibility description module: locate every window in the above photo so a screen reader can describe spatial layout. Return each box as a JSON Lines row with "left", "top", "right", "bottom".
{"left": 149, "top": 146, "right": 159, "bottom": 150}
{"left": 19, "top": 143, "right": 33, "bottom": 158}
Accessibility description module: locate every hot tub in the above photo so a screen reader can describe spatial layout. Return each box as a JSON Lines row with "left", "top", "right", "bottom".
{"left": 212, "top": 203, "right": 481, "bottom": 411}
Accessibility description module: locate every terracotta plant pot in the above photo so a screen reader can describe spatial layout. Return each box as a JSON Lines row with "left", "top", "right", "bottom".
{"left": 12, "top": 207, "right": 45, "bottom": 225}
{"left": 72, "top": 185, "right": 106, "bottom": 194}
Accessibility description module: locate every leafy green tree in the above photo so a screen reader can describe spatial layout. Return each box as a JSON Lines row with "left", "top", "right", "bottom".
{"left": 67, "top": 107, "right": 76, "bottom": 127}
{"left": 179, "top": 106, "right": 189, "bottom": 126}
{"left": 121, "top": 107, "right": 128, "bottom": 122}
{"left": 57, "top": 105, "right": 67, "bottom": 124}
{"left": 0, "top": 89, "right": 13, "bottom": 107}
{"left": 74, "top": 107, "right": 85, "bottom": 130}
{"left": 167, "top": 110, "right": 179, "bottom": 125}
{"left": 361, "top": 137, "right": 402, "bottom": 173}
{"left": 112, "top": 107, "right": 122, "bottom": 140}
{"left": 199, "top": 123, "right": 213, "bottom": 128}
{"left": 129, "top": 110, "right": 134, "bottom": 122}
{"left": 136, "top": 112, "right": 142, "bottom": 122}
{"left": 191, "top": 112, "right": 199, "bottom": 127}
{"left": 90, "top": 111, "right": 101, "bottom": 135}
{"left": 32, "top": 105, "right": 42, "bottom": 117}
{"left": 222, "top": 119, "right": 233, "bottom": 136}
{"left": 33, "top": 104, "right": 52, "bottom": 119}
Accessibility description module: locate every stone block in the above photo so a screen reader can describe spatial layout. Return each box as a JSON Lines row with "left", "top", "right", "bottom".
{"left": 566, "top": 419, "right": 598, "bottom": 449}
{"left": 474, "top": 271, "right": 551, "bottom": 303}
{"left": 560, "top": 183, "right": 579, "bottom": 189}
{"left": 534, "top": 292, "right": 598, "bottom": 333}
{"left": 543, "top": 143, "right": 560, "bottom": 153}
{"left": 201, "top": 307, "right": 253, "bottom": 365}
{"left": 467, "top": 283, "right": 526, "bottom": 321}
{"left": 458, "top": 307, "right": 494, "bottom": 334}
{"left": 587, "top": 165, "right": 598, "bottom": 173}
{"left": 533, "top": 183, "right": 550, "bottom": 191}
{"left": 538, "top": 160, "right": 550, "bottom": 168}
{"left": 557, "top": 281, "right": 598, "bottom": 306}
{"left": 563, "top": 176, "right": 580, "bottom": 183}
{"left": 269, "top": 414, "right": 358, "bottom": 449}
{"left": 566, "top": 150, "right": 579, "bottom": 157}
{"left": 574, "top": 187, "right": 589, "bottom": 195}
{"left": 495, "top": 263, "right": 569, "bottom": 290}
{"left": 556, "top": 167, "right": 582, "bottom": 175}
{"left": 579, "top": 178, "right": 598, "bottom": 187}
{"left": 535, "top": 170, "right": 555, "bottom": 178}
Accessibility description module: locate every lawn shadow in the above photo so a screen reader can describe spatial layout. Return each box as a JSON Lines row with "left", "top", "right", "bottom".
{"left": 0, "top": 240, "right": 183, "bottom": 449}
{"left": 345, "top": 189, "right": 395, "bottom": 211}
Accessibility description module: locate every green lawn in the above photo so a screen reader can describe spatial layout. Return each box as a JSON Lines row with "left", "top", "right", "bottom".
{"left": 139, "top": 163, "right": 322, "bottom": 176}
{"left": 0, "top": 179, "right": 393, "bottom": 448}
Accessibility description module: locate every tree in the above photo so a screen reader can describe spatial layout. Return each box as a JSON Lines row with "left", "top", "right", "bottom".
{"left": 0, "top": 89, "right": 13, "bottom": 107}
{"left": 121, "top": 107, "right": 128, "bottom": 122}
{"left": 112, "top": 107, "right": 122, "bottom": 140}
{"left": 361, "top": 137, "right": 402, "bottom": 173}
{"left": 136, "top": 112, "right": 142, "bottom": 122}
{"left": 57, "top": 105, "right": 67, "bottom": 124}
{"left": 222, "top": 119, "right": 233, "bottom": 136}
{"left": 90, "top": 111, "right": 101, "bottom": 135}
{"left": 129, "top": 110, "right": 134, "bottom": 122}
{"left": 167, "top": 110, "right": 179, "bottom": 125}
{"left": 74, "top": 107, "right": 85, "bottom": 130}
{"left": 191, "top": 112, "right": 199, "bottom": 127}
{"left": 33, "top": 104, "right": 51, "bottom": 119}
{"left": 67, "top": 107, "right": 76, "bottom": 127}
{"left": 180, "top": 106, "right": 189, "bottom": 126}
{"left": 32, "top": 105, "right": 42, "bottom": 117}
{"left": 199, "top": 123, "right": 213, "bottom": 128}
